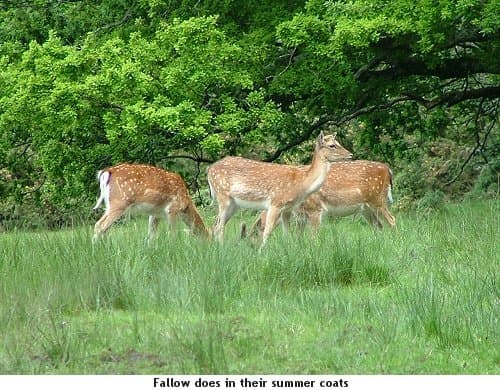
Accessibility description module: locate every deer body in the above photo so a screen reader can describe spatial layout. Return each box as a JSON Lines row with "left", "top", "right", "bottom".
{"left": 301, "top": 160, "right": 395, "bottom": 228}
{"left": 93, "top": 163, "right": 209, "bottom": 242}
{"left": 207, "top": 133, "right": 352, "bottom": 246}
{"left": 249, "top": 160, "right": 395, "bottom": 235}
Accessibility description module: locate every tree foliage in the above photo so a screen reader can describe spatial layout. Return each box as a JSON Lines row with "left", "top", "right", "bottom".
{"left": 0, "top": 0, "right": 498, "bottom": 227}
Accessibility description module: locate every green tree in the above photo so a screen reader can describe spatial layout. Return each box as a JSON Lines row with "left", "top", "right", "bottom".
{"left": 0, "top": 0, "right": 498, "bottom": 228}
{"left": 271, "top": 0, "right": 499, "bottom": 204}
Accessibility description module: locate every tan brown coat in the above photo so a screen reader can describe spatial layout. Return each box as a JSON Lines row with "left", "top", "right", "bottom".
{"left": 93, "top": 163, "right": 209, "bottom": 241}
{"left": 207, "top": 132, "right": 353, "bottom": 246}
{"left": 249, "top": 160, "right": 395, "bottom": 235}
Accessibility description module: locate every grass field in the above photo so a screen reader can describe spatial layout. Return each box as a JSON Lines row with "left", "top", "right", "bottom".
{"left": 0, "top": 200, "right": 498, "bottom": 374}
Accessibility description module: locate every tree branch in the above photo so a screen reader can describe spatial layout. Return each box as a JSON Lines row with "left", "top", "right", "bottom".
{"left": 92, "top": 6, "right": 134, "bottom": 34}
{"left": 444, "top": 99, "right": 495, "bottom": 186}
{"left": 404, "top": 86, "right": 500, "bottom": 109}
{"left": 358, "top": 56, "right": 500, "bottom": 82}
{"left": 162, "top": 154, "right": 214, "bottom": 164}
{"left": 263, "top": 117, "right": 331, "bottom": 162}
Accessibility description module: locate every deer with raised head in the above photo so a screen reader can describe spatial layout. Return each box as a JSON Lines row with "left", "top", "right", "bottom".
{"left": 246, "top": 160, "right": 396, "bottom": 236}
{"left": 207, "top": 132, "right": 353, "bottom": 246}
{"left": 92, "top": 163, "right": 209, "bottom": 242}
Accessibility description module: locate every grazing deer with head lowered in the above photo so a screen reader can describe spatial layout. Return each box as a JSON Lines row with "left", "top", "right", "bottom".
{"left": 246, "top": 160, "right": 396, "bottom": 236}
{"left": 92, "top": 163, "right": 209, "bottom": 242}
{"left": 207, "top": 132, "right": 353, "bottom": 246}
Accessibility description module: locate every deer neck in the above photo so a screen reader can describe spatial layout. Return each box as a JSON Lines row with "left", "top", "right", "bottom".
{"left": 302, "top": 150, "right": 331, "bottom": 197}
{"left": 185, "top": 201, "right": 210, "bottom": 238}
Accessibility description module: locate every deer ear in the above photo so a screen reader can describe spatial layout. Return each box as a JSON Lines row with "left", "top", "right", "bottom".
{"left": 317, "top": 131, "right": 324, "bottom": 146}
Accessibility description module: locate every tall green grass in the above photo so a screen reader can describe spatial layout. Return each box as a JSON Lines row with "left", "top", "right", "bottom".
{"left": 0, "top": 200, "right": 498, "bottom": 373}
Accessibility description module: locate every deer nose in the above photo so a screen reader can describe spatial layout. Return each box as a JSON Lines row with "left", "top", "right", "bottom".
{"left": 347, "top": 153, "right": 353, "bottom": 159}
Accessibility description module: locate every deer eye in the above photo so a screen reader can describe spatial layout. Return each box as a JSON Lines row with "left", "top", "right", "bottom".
{"left": 328, "top": 143, "right": 337, "bottom": 149}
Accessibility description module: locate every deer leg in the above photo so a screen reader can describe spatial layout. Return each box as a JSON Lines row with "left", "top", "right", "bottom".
{"left": 180, "top": 210, "right": 194, "bottom": 235}
{"left": 258, "top": 211, "right": 266, "bottom": 233}
{"left": 93, "top": 206, "right": 127, "bottom": 243}
{"left": 261, "top": 206, "right": 282, "bottom": 247}
{"left": 148, "top": 215, "right": 160, "bottom": 242}
{"left": 241, "top": 211, "right": 264, "bottom": 244}
{"left": 307, "top": 210, "right": 322, "bottom": 232}
{"left": 362, "top": 208, "right": 383, "bottom": 229}
{"left": 213, "top": 198, "right": 237, "bottom": 243}
{"left": 380, "top": 206, "right": 396, "bottom": 227}
{"left": 255, "top": 211, "right": 266, "bottom": 236}
{"left": 164, "top": 207, "right": 182, "bottom": 237}
{"left": 281, "top": 211, "right": 292, "bottom": 234}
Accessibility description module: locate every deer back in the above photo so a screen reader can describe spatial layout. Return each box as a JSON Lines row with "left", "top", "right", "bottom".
{"left": 208, "top": 156, "right": 309, "bottom": 202}
{"left": 104, "top": 163, "right": 191, "bottom": 208}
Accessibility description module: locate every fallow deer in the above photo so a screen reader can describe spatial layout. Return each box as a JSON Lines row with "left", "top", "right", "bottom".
{"left": 247, "top": 160, "right": 396, "bottom": 236}
{"left": 207, "top": 132, "right": 353, "bottom": 246}
{"left": 92, "top": 163, "right": 209, "bottom": 242}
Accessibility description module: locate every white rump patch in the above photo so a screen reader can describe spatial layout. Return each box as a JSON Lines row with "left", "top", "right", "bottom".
{"left": 93, "top": 170, "right": 111, "bottom": 210}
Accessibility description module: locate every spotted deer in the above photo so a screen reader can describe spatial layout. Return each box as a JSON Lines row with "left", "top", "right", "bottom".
{"left": 207, "top": 132, "right": 353, "bottom": 246}
{"left": 247, "top": 160, "right": 396, "bottom": 236}
{"left": 92, "top": 163, "right": 209, "bottom": 242}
